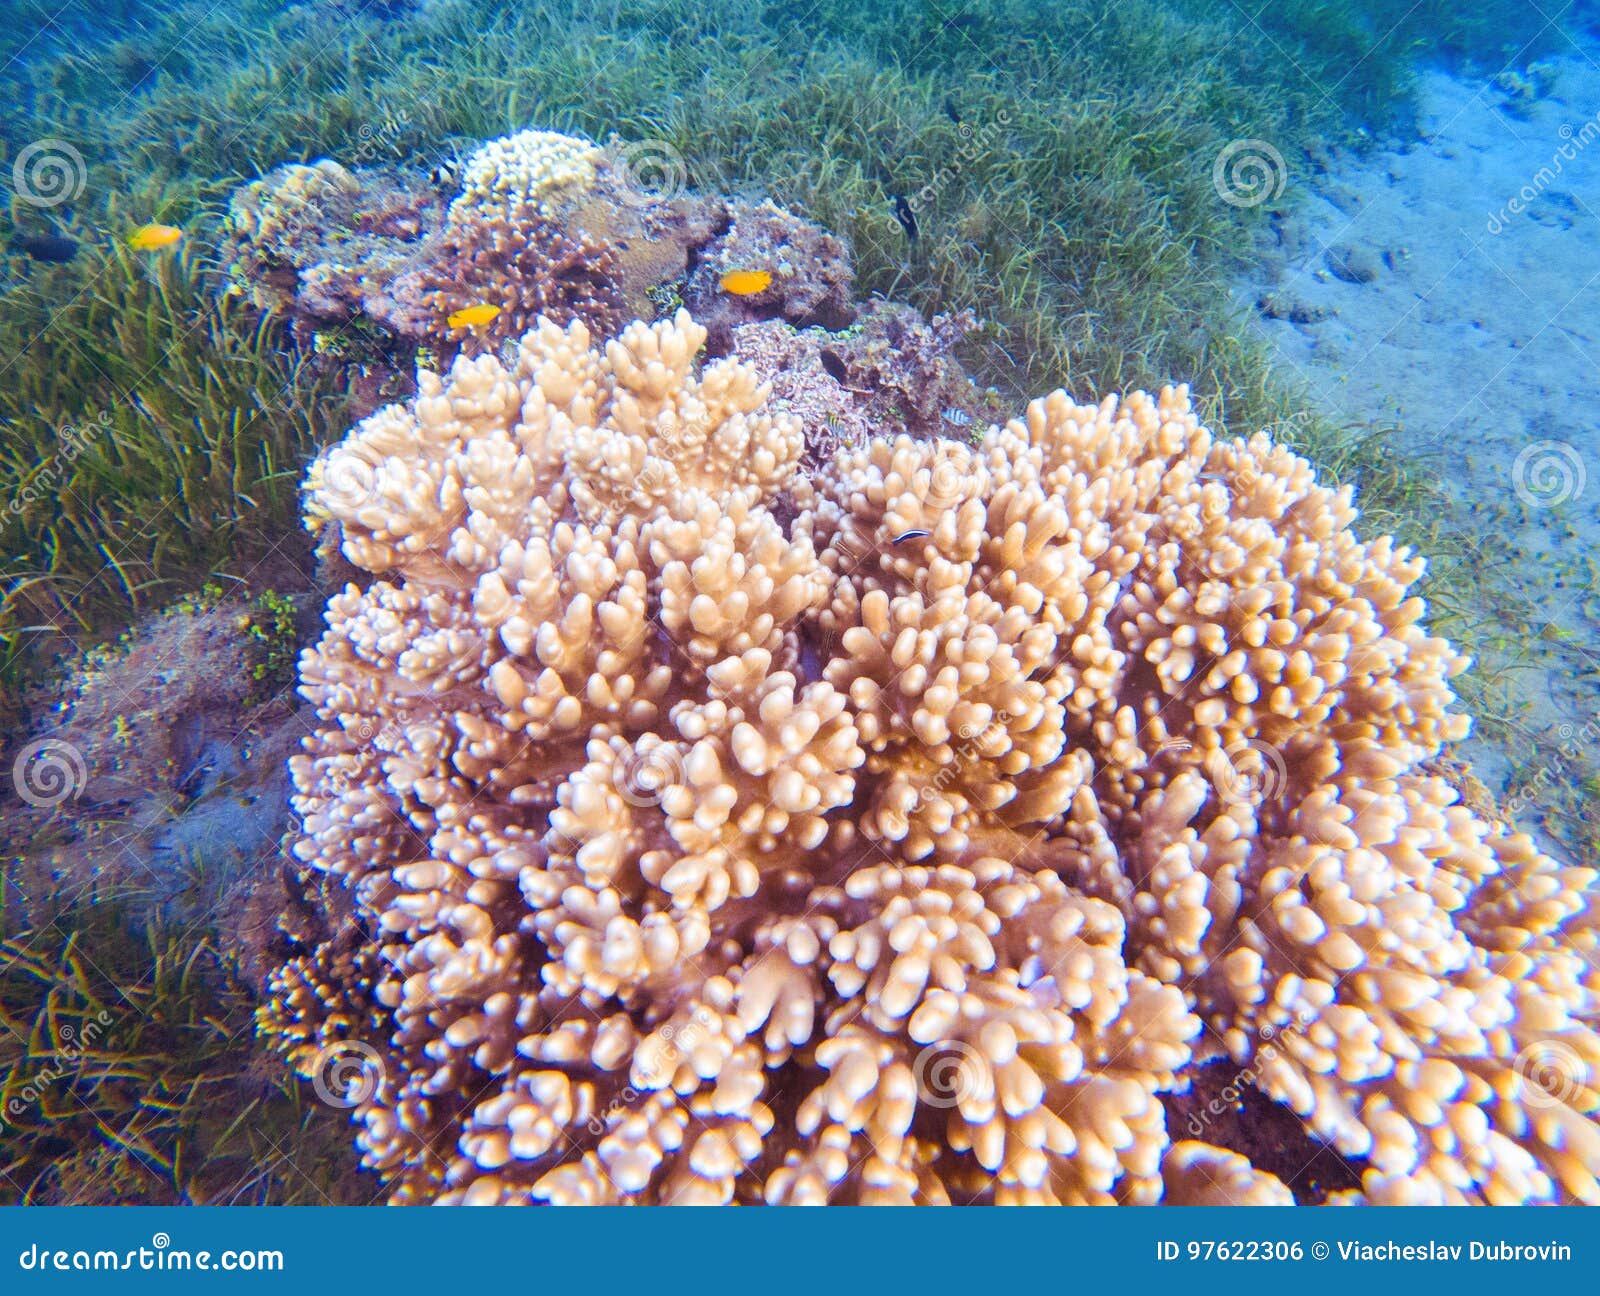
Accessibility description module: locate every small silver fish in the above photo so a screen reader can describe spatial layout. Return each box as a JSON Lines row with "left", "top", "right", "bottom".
{"left": 941, "top": 407, "right": 974, "bottom": 427}
{"left": 893, "top": 529, "right": 931, "bottom": 545}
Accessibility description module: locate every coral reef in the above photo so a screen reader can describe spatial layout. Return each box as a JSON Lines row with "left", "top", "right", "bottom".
{"left": 399, "top": 198, "right": 626, "bottom": 352}
{"left": 9, "top": 0, "right": 1570, "bottom": 788}
{"left": 730, "top": 302, "right": 998, "bottom": 457}
{"left": 220, "top": 132, "right": 685, "bottom": 402}
{"left": 267, "top": 308, "right": 1599, "bottom": 1206}
{"left": 222, "top": 130, "right": 841, "bottom": 401}
{"left": 7, "top": 0, "right": 1590, "bottom": 1212}
{"left": 1161, "top": 1142, "right": 1295, "bottom": 1205}
{"left": 392, "top": 131, "right": 628, "bottom": 351}
{"left": 224, "top": 158, "right": 445, "bottom": 336}
{"left": 682, "top": 197, "right": 856, "bottom": 347}
{"left": 453, "top": 129, "right": 601, "bottom": 210}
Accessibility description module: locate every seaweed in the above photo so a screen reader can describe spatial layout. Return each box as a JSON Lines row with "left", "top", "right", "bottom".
{"left": 0, "top": 226, "right": 347, "bottom": 713}
{"left": 0, "top": 894, "right": 368, "bottom": 1205}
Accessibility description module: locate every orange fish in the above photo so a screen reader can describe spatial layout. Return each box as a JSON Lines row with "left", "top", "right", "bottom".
{"left": 446, "top": 302, "right": 501, "bottom": 330}
{"left": 719, "top": 269, "right": 772, "bottom": 296}
{"left": 128, "top": 223, "right": 183, "bottom": 252}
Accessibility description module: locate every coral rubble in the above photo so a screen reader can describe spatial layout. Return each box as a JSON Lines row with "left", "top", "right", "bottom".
{"left": 266, "top": 308, "right": 1599, "bottom": 1206}
{"left": 5, "top": 590, "right": 317, "bottom": 987}
{"left": 730, "top": 302, "right": 997, "bottom": 457}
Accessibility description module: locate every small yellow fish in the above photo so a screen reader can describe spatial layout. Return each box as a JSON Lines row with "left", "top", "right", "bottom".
{"left": 447, "top": 302, "right": 501, "bottom": 330}
{"left": 127, "top": 223, "right": 183, "bottom": 252}
{"left": 719, "top": 269, "right": 772, "bottom": 296}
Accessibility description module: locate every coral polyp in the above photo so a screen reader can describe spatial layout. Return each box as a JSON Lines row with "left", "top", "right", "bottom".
{"left": 266, "top": 309, "right": 1599, "bottom": 1205}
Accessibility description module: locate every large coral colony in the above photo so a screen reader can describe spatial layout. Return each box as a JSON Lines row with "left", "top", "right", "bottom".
{"left": 261, "top": 130, "right": 1600, "bottom": 1206}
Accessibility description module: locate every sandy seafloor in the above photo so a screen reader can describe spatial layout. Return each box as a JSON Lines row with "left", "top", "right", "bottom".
{"left": 1239, "top": 48, "right": 1600, "bottom": 860}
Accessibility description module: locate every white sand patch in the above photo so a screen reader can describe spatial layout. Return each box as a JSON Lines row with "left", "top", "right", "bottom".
{"left": 1239, "top": 51, "right": 1600, "bottom": 857}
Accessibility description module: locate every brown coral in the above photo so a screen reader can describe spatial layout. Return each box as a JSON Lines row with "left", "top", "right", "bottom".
{"left": 219, "top": 129, "right": 718, "bottom": 388}
{"left": 404, "top": 197, "right": 626, "bottom": 351}
{"left": 269, "top": 308, "right": 1600, "bottom": 1206}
